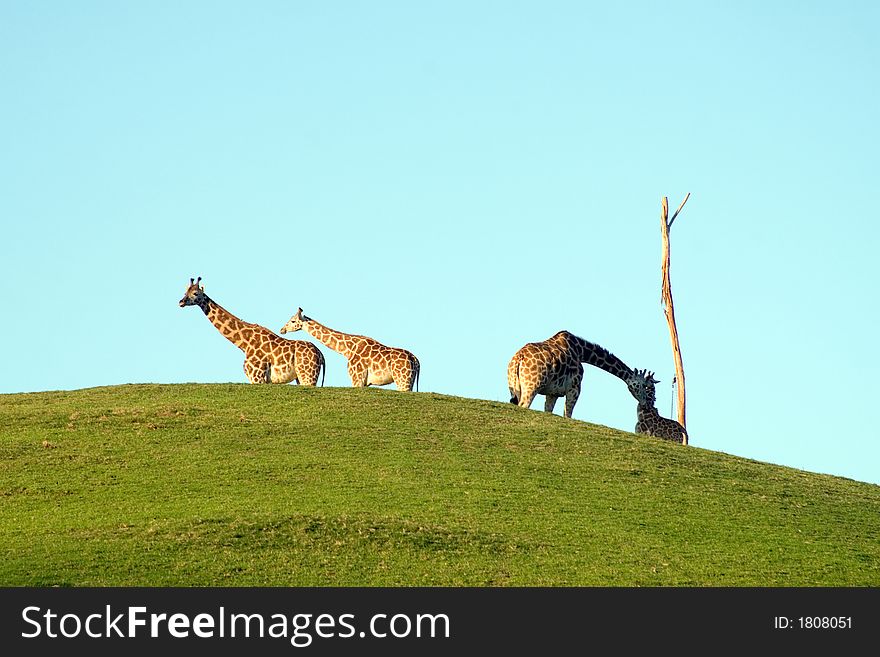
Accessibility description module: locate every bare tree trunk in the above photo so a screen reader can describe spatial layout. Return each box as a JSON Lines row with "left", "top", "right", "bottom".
{"left": 660, "top": 194, "right": 690, "bottom": 444}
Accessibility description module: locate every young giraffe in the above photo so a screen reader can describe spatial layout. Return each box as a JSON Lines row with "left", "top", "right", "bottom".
{"left": 178, "top": 278, "right": 325, "bottom": 385}
{"left": 280, "top": 308, "right": 420, "bottom": 391}
{"left": 508, "top": 330, "right": 641, "bottom": 418}
{"left": 627, "top": 368, "right": 688, "bottom": 444}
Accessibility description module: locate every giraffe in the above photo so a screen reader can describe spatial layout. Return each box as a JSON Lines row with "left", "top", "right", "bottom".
{"left": 507, "top": 330, "right": 642, "bottom": 418}
{"left": 627, "top": 368, "right": 688, "bottom": 444}
{"left": 280, "top": 308, "right": 420, "bottom": 391}
{"left": 178, "top": 278, "right": 325, "bottom": 385}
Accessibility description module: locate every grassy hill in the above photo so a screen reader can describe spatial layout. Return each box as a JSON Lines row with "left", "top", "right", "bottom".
{"left": 1, "top": 384, "right": 878, "bottom": 586}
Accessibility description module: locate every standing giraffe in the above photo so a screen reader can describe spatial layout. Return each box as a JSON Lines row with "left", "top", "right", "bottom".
{"left": 178, "top": 278, "right": 325, "bottom": 385}
{"left": 280, "top": 308, "right": 420, "bottom": 391}
{"left": 507, "top": 330, "right": 641, "bottom": 418}
{"left": 627, "top": 368, "right": 688, "bottom": 444}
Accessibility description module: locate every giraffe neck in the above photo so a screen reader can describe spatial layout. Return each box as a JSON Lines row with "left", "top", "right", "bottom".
{"left": 568, "top": 334, "right": 633, "bottom": 382}
{"left": 638, "top": 400, "right": 659, "bottom": 416}
{"left": 203, "top": 298, "right": 256, "bottom": 353}
{"left": 302, "top": 318, "right": 361, "bottom": 359}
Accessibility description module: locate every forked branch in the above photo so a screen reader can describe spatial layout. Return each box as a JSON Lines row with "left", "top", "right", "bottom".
{"left": 659, "top": 194, "right": 690, "bottom": 442}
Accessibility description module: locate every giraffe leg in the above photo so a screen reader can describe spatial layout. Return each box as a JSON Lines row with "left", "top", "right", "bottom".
{"left": 304, "top": 367, "right": 320, "bottom": 386}
{"left": 293, "top": 348, "right": 318, "bottom": 387}
{"left": 544, "top": 395, "right": 559, "bottom": 414}
{"left": 518, "top": 386, "right": 538, "bottom": 410}
{"left": 564, "top": 382, "right": 581, "bottom": 418}
{"left": 393, "top": 365, "right": 415, "bottom": 392}
{"left": 244, "top": 360, "right": 269, "bottom": 384}
{"left": 295, "top": 363, "right": 316, "bottom": 386}
{"left": 348, "top": 363, "right": 369, "bottom": 387}
{"left": 507, "top": 354, "right": 522, "bottom": 404}
{"left": 508, "top": 370, "right": 522, "bottom": 404}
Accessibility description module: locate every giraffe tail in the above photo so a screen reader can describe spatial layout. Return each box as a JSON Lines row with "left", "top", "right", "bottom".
{"left": 414, "top": 355, "right": 420, "bottom": 392}
{"left": 509, "top": 352, "right": 522, "bottom": 405}
{"left": 320, "top": 352, "right": 326, "bottom": 387}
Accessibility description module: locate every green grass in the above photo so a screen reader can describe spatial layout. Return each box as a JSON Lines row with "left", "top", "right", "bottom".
{"left": 1, "top": 384, "right": 878, "bottom": 586}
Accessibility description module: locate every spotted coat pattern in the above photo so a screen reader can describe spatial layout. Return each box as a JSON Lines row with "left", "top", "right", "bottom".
{"left": 179, "top": 278, "right": 325, "bottom": 385}
{"left": 281, "top": 308, "right": 420, "bottom": 392}
{"left": 507, "top": 330, "right": 639, "bottom": 418}
{"left": 627, "top": 369, "right": 687, "bottom": 444}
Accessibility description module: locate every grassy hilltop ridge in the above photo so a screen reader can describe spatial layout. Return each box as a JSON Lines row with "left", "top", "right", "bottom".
{"left": 1, "top": 384, "right": 878, "bottom": 586}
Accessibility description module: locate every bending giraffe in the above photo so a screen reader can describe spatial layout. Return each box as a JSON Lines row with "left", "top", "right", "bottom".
{"left": 280, "top": 308, "right": 420, "bottom": 391}
{"left": 178, "top": 278, "right": 325, "bottom": 385}
{"left": 507, "top": 330, "right": 642, "bottom": 418}
{"left": 627, "top": 369, "right": 688, "bottom": 444}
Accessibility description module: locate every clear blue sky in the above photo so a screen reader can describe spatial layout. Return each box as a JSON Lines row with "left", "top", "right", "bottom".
{"left": 2, "top": 1, "right": 878, "bottom": 485}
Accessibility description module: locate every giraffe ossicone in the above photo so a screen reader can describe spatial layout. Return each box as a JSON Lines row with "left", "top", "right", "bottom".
{"left": 507, "top": 330, "right": 643, "bottom": 418}
{"left": 280, "top": 307, "right": 420, "bottom": 392}
{"left": 627, "top": 368, "right": 688, "bottom": 444}
{"left": 178, "top": 278, "right": 325, "bottom": 386}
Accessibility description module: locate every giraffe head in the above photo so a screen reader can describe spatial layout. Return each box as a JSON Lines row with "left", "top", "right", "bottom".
{"left": 178, "top": 277, "right": 208, "bottom": 309}
{"left": 279, "top": 308, "right": 306, "bottom": 335}
{"left": 627, "top": 368, "right": 659, "bottom": 407}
